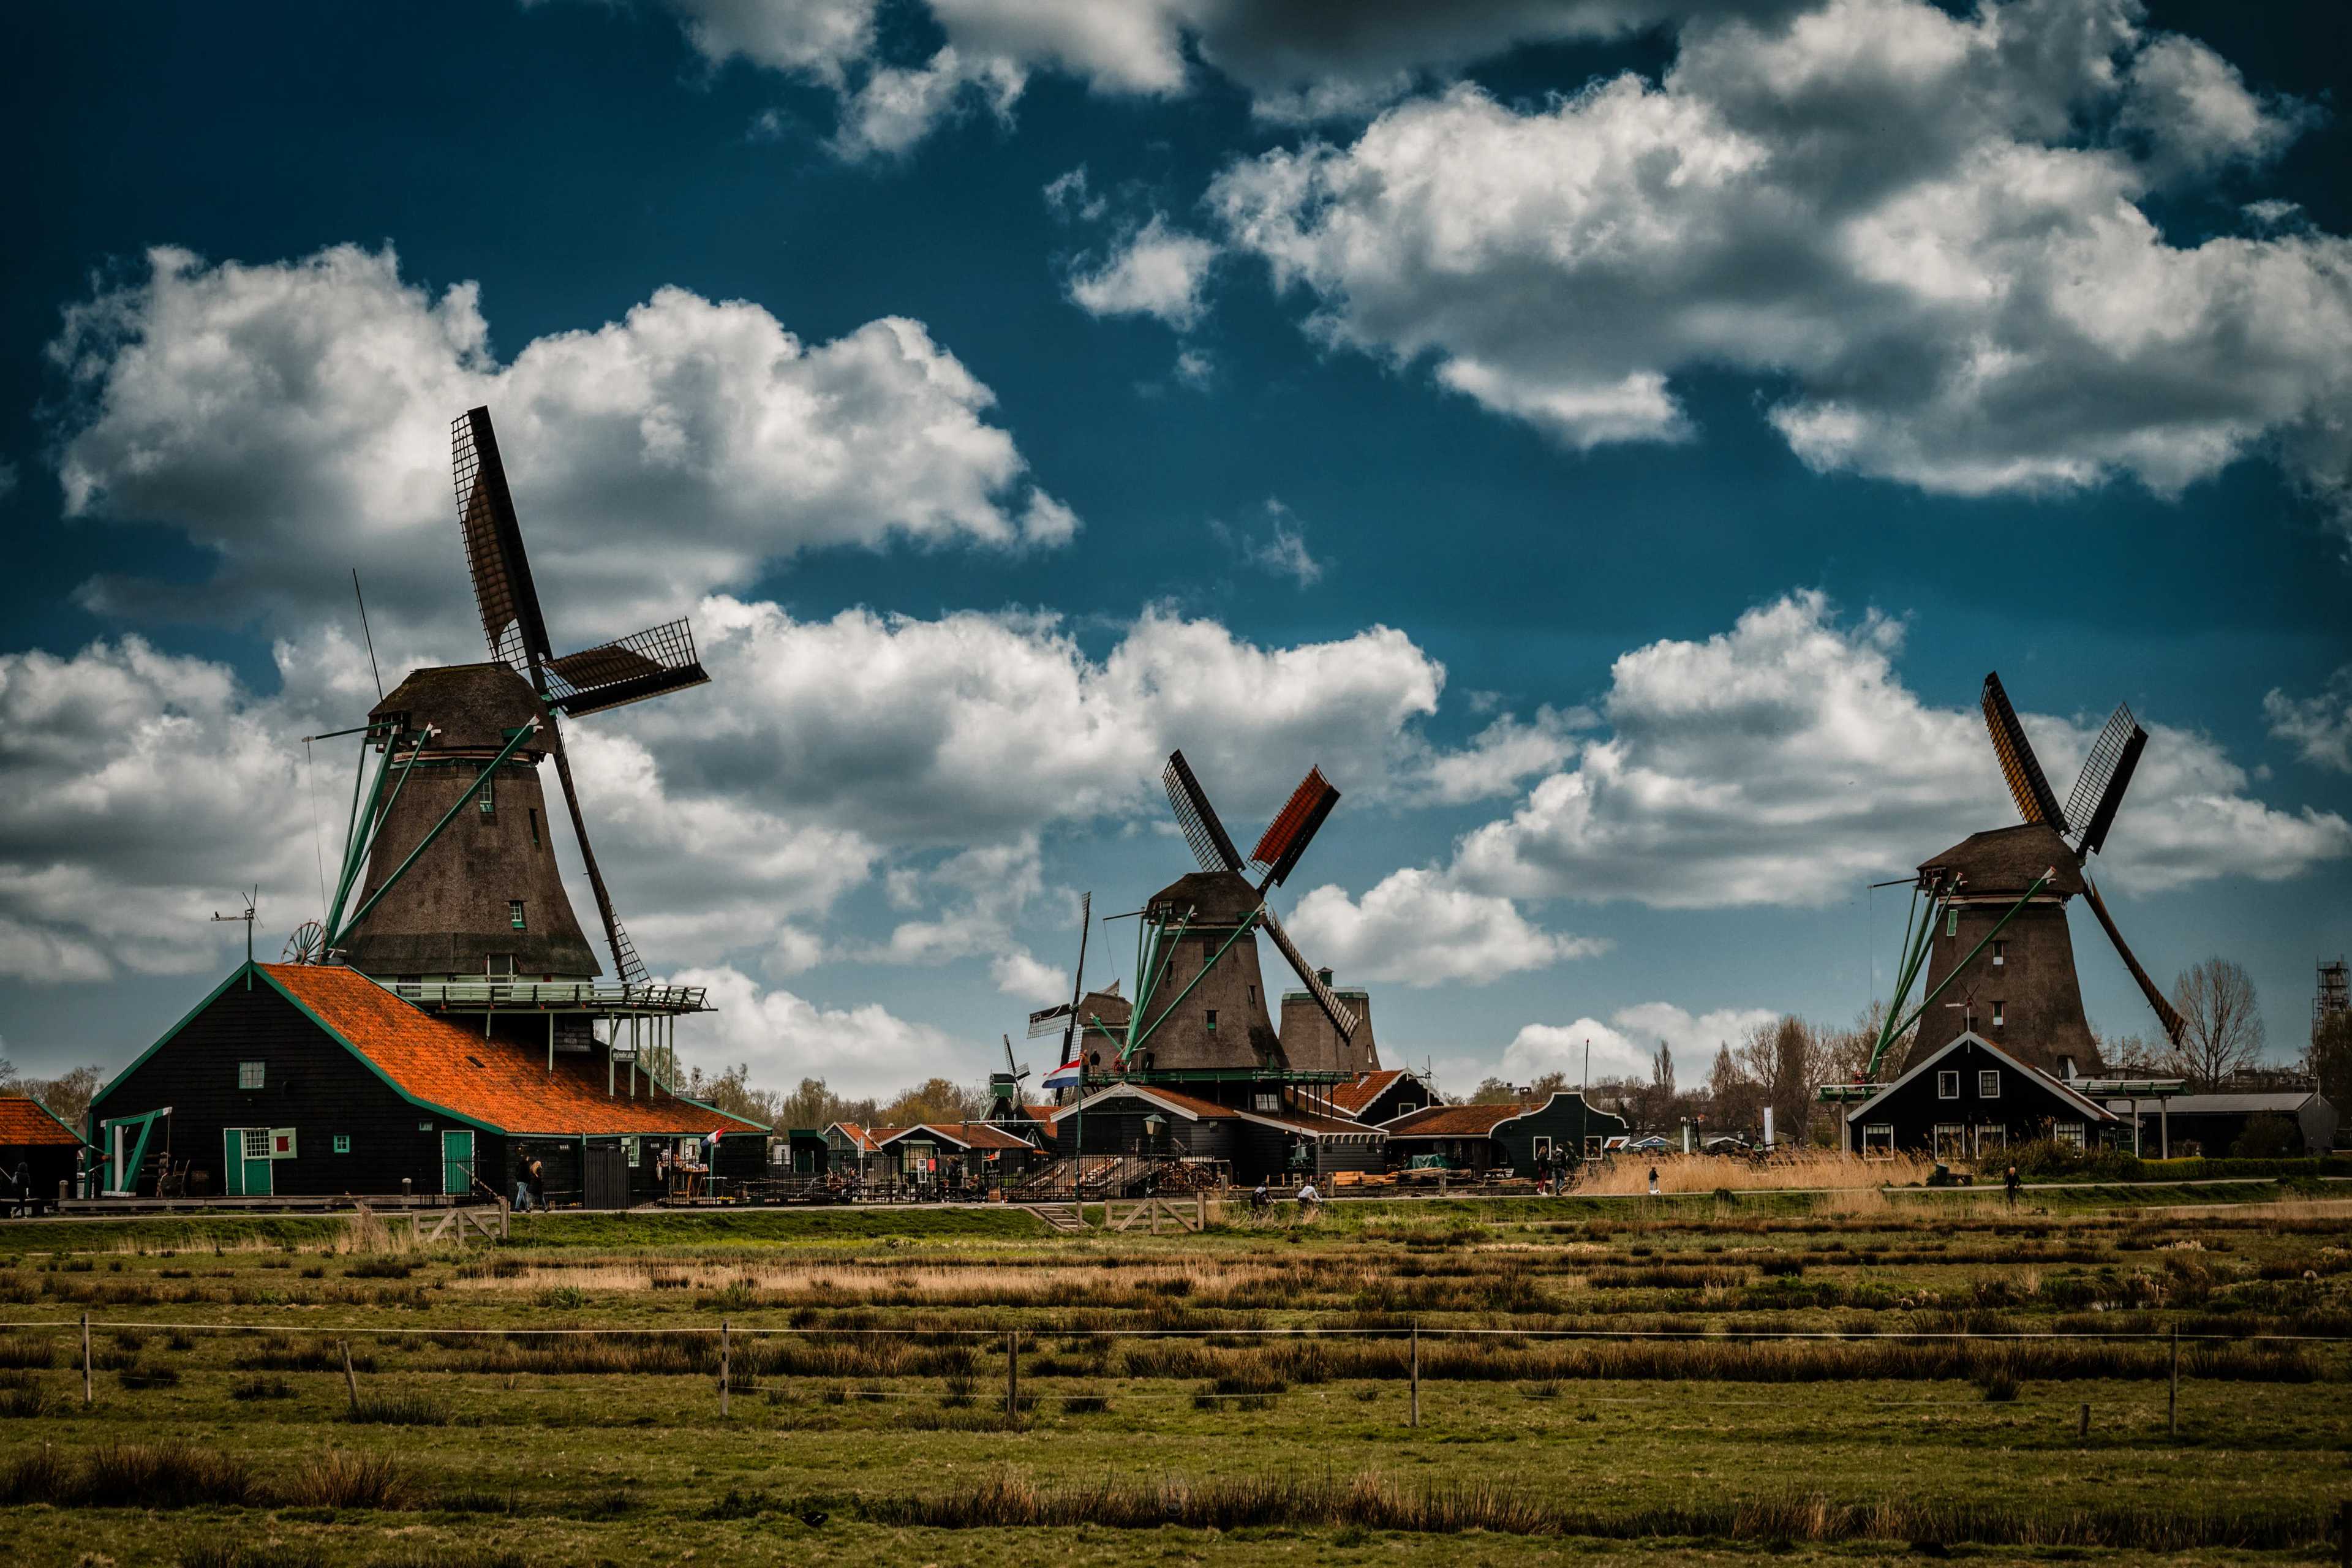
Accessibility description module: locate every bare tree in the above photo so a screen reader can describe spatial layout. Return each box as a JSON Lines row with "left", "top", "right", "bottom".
{"left": 1708, "top": 1041, "right": 1762, "bottom": 1135}
{"left": 1738, "top": 1016, "right": 1825, "bottom": 1144}
{"left": 2166, "top": 958, "right": 2266, "bottom": 1091}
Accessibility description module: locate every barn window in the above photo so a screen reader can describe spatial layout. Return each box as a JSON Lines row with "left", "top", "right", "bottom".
{"left": 478, "top": 776, "right": 496, "bottom": 816}
{"left": 333, "top": 1134, "right": 351, "bottom": 1154}
{"left": 1861, "top": 1124, "right": 1894, "bottom": 1158}
{"left": 2054, "top": 1121, "right": 2085, "bottom": 1148}
{"left": 1978, "top": 1071, "right": 2001, "bottom": 1098}
{"left": 241, "top": 1128, "right": 271, "bottom": 1161}
{"left": 1205, "top": 1009, "right": 1218, "bottom": 1032}
{"left": 1991, "top": 1000, "right": 2005, "bottom": 1028}
{"left": 1254, "top": 1093, "right": 1281, "bottom": 1112}
{"left": 237, "top": 1061, "right": 265, "bottom": 1090}
{"left": 510, "top": 900, "right": 527, "bottom": 930}
{"left": 1933, "top": 1124, "right": 1967, "bottom": 1160}
{"left": 1991, "top": 941, "right": 2006, "bottom": 967}
{"left": 1936, "top": 1071, "right": 1959, "bottom": 1099}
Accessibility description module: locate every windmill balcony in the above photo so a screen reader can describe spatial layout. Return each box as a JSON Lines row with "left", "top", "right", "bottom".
{"left": 387, "top": 978, "right": 710, "bottom": 1017}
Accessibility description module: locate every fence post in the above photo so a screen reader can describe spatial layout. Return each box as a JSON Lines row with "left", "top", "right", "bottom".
{"left": 341, "top": 1340, "right": 359, "bottom": 1411}
{"left": 2078, "top": 1402, "right": 2089, "bottom": 1440}
{"left": 80, "top": 1314, "right": 91, "bottom": 1405}
{"left": 1409, "top": 1322, "right": 1420, "bottom": 1430}
{"left": 720, "top": 1319, "right": 731, "bottom": 1418}
{"left": 2168, "top": 1325, "right": 2179, "bottom": 1438}
{"left": 1006, "top": 1329, "right": 1020, "bottom": 1428}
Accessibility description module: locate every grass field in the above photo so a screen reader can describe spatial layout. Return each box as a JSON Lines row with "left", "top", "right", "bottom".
{"left": 0, "top": 1181, "right": 2345, "bottom": 1566}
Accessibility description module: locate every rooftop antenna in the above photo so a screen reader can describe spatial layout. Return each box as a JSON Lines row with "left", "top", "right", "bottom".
{"left": 352, "top": 569, "right": 384, "bottom": 703}
{"left": 213, "top": 886, "right": 258, "bottom": 986}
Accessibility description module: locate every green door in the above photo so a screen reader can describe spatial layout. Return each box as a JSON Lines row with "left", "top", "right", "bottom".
{"left": 440, "top": 1130, "right": 474, "bottom": 1197}
{"left": 222, "top": 1129, "right": 271, "bottom": 1197}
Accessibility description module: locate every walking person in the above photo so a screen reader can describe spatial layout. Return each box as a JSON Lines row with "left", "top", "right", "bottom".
{"left": 1297, "top": 1180, "right": 1321, "bottom": 1218}
{"left": 1647, "top": 1165, "right": 1660, "bottom": 1197}
{"left": 2003, "top": 1163, "right": 2020, "bottom": 1211}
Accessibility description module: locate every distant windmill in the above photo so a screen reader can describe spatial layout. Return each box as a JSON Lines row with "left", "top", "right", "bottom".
{"left": 1868, "top": 672, "right": 2185, "bottom": 1080}
{"left": 323, "top": 408, "right": 710, "bottom": 987}
{"left": 1097, "top": 751, "right": 1355, "bottom": 1075}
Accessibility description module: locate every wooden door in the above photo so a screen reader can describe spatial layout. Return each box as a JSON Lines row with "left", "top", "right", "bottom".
{"left": 440, "top": 1130, "right": 475, "bottom": 1197}
{"left": 222, "top": 1128, "right": 272, "bottom": 1197}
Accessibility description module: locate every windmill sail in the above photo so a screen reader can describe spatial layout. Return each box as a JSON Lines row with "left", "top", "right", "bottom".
{"left": 2071, "top": 721, "right": 2146, "bottom": 860}
{"left": 1250, "top": 767, "right": 1341, "bottom": 888}
{"left": 545, "top": 619, "right": 709, "bottom": 717}
{"left": 1027, "top": 1002, "right": 1074, "bottom": 1039}
{"left": 1258, "top": 902, "right": 1359, "bottom": 1042}
{"left": 1163, "top": 750, "right": 1243, "bottom": 873}
{"left": 1981, "top": 673, "right": 2069, "bottom": 834}
{"left": 452, "top": 408, "right": 553, "bottom": 672}
{"left": 2080, "top": 875, "right": 2187, "bottom": 1044}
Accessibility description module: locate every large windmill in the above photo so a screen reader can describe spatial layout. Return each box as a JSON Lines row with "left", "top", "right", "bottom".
{"left": 1865, "top": 672, "right": 2185, "bottom": 1082}
{"left": 322, "top": 407, "right": 709, "bottom": 993}
{"left": 1087, "top": 750, "right": 1357, "bottom": 1077}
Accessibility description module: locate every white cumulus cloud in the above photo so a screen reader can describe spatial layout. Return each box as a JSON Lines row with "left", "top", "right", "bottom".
{"left": 1286, "top": 867, "right": 1605, "bottom": 987}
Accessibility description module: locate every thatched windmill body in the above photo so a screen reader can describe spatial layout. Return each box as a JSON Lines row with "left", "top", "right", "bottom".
{"left": 315, "top": 409, "right": 713, "bottom": 1074}
{"left": 1874, "top": 674, "right": 2185, "bottom": 1081}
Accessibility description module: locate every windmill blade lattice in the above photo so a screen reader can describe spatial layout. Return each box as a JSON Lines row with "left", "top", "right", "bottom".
{"left": 1980, "top": 673, "right": 2069, "bottom": 834}
{"left": 451, "top": 408, "right": 552, "bottom": 673}
{"left": 1259, "top": 902, "right": 1359, "bottom": 1043}
{"left": 2068, "top": 712, "right": 2147, "bottom": 860}
{"left": 1163, "top": 751, "right": 1243, "bottom": 873}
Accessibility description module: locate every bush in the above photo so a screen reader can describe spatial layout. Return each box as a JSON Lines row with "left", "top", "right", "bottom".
{"left": 2231, "top": 1114, "right": 2301, "bottom": 1159}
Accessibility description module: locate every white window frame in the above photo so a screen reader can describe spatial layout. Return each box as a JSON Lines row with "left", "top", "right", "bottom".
{"left": 1973, "top": 1125, "right": 2007, "bottom": 1158}
{"left": 1861, "top": 1124, "right": 1895, "bottom": 1159}
{"left": 1936, "top": 1071, "right": 1960, "bottom": 1099}
{"left": 1991, "top": 1001, "right": 2005, "bottom": 1028}
{"left": 238, "top": 1060, "right": 265, "bottom": 1090}
{"left": 1253, "top": 1092, "right": 1281, "bottom": 1113}
{"left": 2054, "top": 1121, "right": 2085, "bottom": 1149}
{"left": 1531, "top": 1136, "right": 1553, "bottom": 1160}
{"left": 1932, "top": 1123, "right": 1967, "bottom": 1161}
{"left": 1978, "top": 1070, "right": 2001, "bottom": 1098}
{"left": 1395, "top": 1101, "right": 1420, "bottom": 1117}
{"left": 1991, "top": 940, "right": 2005, "bottom": 967}
{"left": 241, "top": 1128, "right": 272, "bottom": 1161}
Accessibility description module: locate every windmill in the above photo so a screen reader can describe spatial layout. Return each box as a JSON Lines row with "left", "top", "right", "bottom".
{"left": 324, "top": 407, "right": 709, "bottom": 989}
{"left": 1864, "top": 672, "right": 2185, "bottom": 1081}
{"left": 989, "top": 1034, "right": 1031, "bottom": 1118}
{"left": 1093, "top": 750, "right": 1356, "bottom": 1076}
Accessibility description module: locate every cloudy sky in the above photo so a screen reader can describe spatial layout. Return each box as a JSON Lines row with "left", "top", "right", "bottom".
{"left": 4, "top": 0, "right": 2347, "bottom": 1096}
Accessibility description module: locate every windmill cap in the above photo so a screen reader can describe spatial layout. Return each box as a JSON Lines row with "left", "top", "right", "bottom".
{"left": 1145, "top": 869, "right": 1261, "bottom": 925}
{"left": 371, "top": 663, "right": 545, "bottom": 754}
{"left": 1917, "top": 823, "right": 2084, "bottom": 895}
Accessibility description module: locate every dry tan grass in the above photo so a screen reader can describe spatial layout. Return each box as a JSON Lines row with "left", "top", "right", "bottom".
{"left": 448, "top": 1255, "right": 1271, "bottom": 1300}
{"left": 1577, "top": 1150, "right": 1940, "bottom": 1196}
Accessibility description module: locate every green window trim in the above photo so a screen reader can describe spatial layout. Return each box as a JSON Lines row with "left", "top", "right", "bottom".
{"left": 237, "top": 1060, "right": 265, "bottom": 1090}
{"left": 333, "top": 1134, "right": 352, "bottom": 1154}
{"left": 477, "top": 776, "right": 496, "bottom": 815}
{"left": 509, "top": 900, "right": 527, "bottom": 930}
{"left": 1945, "top": 908, "right": 1959, "bottom": 938}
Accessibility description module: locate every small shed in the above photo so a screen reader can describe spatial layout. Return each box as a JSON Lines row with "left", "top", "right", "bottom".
{"left": 1843, "top": 1030, "right": 2118, "bottom": 1159}
{"left": 874, "top": 1121, "right": 1050, "bottom": 1190}
{"left": 0, "top": 1098, "right": 85, "bottom": 1214}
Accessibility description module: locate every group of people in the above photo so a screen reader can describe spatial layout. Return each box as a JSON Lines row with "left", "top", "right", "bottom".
{"left": 1248, "top": 1180, "right": 1321, "bottom": 1218}
{"left": 511, "top": 1156, "right": 545, "bottom": 1212}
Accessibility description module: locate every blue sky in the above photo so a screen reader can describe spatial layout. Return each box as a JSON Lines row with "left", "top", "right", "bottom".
{"left": 2, "top": 0, "right": 2348, "bottom": 1095}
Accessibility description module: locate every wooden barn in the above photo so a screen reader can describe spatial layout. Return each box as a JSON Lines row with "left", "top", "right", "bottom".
{"left": 86, "top": 962, "right": 763, "bottom": 1205}
{"left": 1379, "top": 1092, "right": 1628, "bottom": 1177}
{"left": 1050, "top": 1082, "right": 1385, "bottom": 1182}
{"left": 1842, "top": 1030, "right": 2118, "bottom": 1159}
{"left": 875, "top": 1123, "right": 1050, "bottom": 1189}
{"left": 0, "top": 1098, "right": 85, "bottom": 1214}
{"left": 2124, "top": 1090, "right": 2337, "bottom": 1157}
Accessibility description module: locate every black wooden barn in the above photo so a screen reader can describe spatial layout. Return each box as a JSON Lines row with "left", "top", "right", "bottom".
{"left": 1379, "top": 1091, "right": 1628, "bottom": 1176}
{"left": 1049, "top": 1082, "right": 1385, "bottom": 1182}
{"left": 1842, "top": 1030, "right": 2118, "bottom": 1159}
{"left": 86, "top": 962, "right": 763, "bottom": 1205}
{"left": 0, "top": 1098, "right": 85, "bottom": 1215}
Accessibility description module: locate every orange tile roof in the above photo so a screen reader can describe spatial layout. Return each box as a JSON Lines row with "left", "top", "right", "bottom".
{"left": 0, "top": 1098, "right": 80, "bottom": 1147}
{"left": 878, "top": 1121, "right": 1041, "bottom": 1152}
{"left": 1328, "top": 1069, "right": 1407, "bottom": 1116}
{"left": 829, "top": 1123, "right": 880, "bottom": 1152}
{"left": 261, "top": 965, "right": 760, "bottom": 1137}
{"left": 1382, "top": 1102, "right": 1527, "bottom": 1137}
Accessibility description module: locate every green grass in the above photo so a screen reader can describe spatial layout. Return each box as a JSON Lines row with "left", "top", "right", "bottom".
{"left": 0, "top": 1185, "right": 2345, "bottom": 1564}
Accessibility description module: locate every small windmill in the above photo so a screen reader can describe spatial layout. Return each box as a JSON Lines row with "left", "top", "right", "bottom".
{"left": 447, "top": 407, "right": 710, "bottom": 985}
{"left": 989, "top": 1034, "right": 1031, "bottom": 1117}
{"left": 1098, "top": 750, "right": 1355, "bottom": 1074}
{"left": 1866, "top": 671, "right": 2184, "bottom": 1079}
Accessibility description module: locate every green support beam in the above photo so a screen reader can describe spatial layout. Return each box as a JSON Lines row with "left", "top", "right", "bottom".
{"left": 330, "top": 722, "right": 540, "bottom": 949}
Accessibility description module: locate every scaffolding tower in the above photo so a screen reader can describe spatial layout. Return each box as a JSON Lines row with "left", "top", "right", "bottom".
{"left": 2320, "top": 957, "right": 2348, "bottom": 1038}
